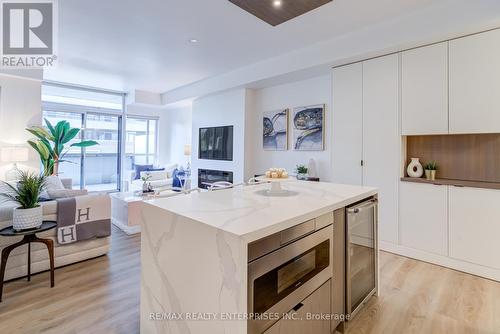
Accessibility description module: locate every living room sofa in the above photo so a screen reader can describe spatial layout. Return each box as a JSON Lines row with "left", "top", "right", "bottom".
{"left": 129, "top": 163, "right": 178, "bottom": 191}
{"left": 0, "top": 179, "right": 111, "bottom": 281}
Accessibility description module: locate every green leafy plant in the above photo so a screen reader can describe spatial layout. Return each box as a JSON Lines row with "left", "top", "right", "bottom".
{"left": 26, "top": 119, "right": 98, "bottom": 176}
{"left": 141, "top": 174, "right": 152, "bottom": 182}
{"left": 296, "top": 164, "right": 308, "bottom": 174}
{"left": 424, "top": 161, "right": 438, "bottom": 171}
{"left": 0, "top": 171, "right": 45, "bottom": 209}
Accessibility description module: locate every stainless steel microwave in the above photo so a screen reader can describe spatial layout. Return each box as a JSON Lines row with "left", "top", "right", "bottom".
{"left": 248, "top": 222, "right": 333, "bottom": 334}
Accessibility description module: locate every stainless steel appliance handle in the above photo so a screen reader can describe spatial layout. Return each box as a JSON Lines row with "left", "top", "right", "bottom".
{"left": 347, "top": 198, "right": 378, "bottom": 214}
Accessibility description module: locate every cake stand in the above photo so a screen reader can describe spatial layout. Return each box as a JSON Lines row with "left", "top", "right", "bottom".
{"left": 255, "top": 177, "right": 298, "bottom": 197}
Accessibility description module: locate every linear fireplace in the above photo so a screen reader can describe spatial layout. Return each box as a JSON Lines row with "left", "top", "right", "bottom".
{"left": 198, "top": 169, "right": 234, "bottom": 189}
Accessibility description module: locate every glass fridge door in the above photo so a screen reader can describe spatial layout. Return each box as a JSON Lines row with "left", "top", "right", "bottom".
{"left": 347, "top": 199, "right": 377, "bottom": 316}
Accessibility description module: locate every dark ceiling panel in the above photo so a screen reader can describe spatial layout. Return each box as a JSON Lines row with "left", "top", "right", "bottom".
{"left": 229, "top": 0, "right": 333, "bottom": 26}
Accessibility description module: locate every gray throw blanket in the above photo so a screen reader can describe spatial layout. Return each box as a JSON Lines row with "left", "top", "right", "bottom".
{"left": 56, "top": 195, "right": 111, "bottom": 244}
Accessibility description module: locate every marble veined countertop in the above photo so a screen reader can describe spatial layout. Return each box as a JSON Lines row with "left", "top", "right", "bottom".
{"left": 144, "top": 181, "right": 377, "bottom": 243}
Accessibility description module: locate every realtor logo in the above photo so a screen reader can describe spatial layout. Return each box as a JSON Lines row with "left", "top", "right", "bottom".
{"left": 1, "top": 0, "right": 57, "bottom": 68}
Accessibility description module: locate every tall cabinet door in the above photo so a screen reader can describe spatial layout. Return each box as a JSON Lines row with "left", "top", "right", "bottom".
{"left": 362, "top": 54, "right": 400, "bottom": 244}
{"left": 401, "top": 42, "right": 449, "bottom": 135}
{"left": 449, "top": 29, "right": 500, "bottom": 134}
{"left": 332, "top": 63, "right": 363, "bottom": 185}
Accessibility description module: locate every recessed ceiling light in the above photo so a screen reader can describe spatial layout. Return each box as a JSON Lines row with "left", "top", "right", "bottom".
{"left": 273, "top": 0, "right": 282, "bottom": 8}
{"left": 189, "top": 39, "right": 198, "bottom": 43}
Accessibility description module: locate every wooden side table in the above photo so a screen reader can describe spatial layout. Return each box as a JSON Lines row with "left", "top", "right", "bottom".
{"left": 0, "top": 221, "right": 57, "bottom": 302}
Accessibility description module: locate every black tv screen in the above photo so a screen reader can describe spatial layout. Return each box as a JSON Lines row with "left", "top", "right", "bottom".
{"left": 199, "top": 126, "right": 234, "bottom": 161}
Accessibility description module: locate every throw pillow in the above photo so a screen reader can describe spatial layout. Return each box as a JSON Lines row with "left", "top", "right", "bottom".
{"left": 171, "top": 168, "right": 186, "bottom": 191}
{"left": 47, "top": 189, "right": 88, "bottom": 199}
{"left": 140, "top": 170, "right": 168, "bottom": 182}
{"left": 44, "top": 176, "right": 65, "bottom": 192}
{"left": 0, "top": 181, "right": 18, "bottom": 198}
{"left": 134, "top": 164, "right": 153, "bottom": 180}
{"left": 164, "top": 163, "right": 178, "bottom": 178}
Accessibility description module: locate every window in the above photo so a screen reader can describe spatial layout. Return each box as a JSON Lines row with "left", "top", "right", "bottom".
{"left": 125, "top": 116, "right": 158, "bottom": 170}
{"left": 42, "top": 83, "right": 125, "bottom": 192}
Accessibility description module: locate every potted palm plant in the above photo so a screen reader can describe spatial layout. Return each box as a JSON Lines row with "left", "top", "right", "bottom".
{"left": 0, "top": 171, "right": 46, "bottom": 230}
{"left": 26, "top": 119, "right": 98, "bottom": 176}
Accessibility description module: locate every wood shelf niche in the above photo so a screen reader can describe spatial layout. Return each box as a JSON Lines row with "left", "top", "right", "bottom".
{"left": 403, "top": 134, "right": 500, "bottom": 189}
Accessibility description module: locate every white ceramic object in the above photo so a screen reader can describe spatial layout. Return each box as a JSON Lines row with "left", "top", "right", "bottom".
{"left": 307, "top": 158, "right": 317, "bottom": 177}
{"left": 12, "top": 206, "right": 43, "bottom": 230}
{"left": 407, "top": 158, "right": 424, "bottom": 178}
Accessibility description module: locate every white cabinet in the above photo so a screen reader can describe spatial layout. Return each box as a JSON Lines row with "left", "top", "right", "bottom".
{"left": 362, "top": 55, "right": 400, "bottom": 244}
{"left": 332, "top": 63, "right": 363, "bottom": 185}
{"left": 401, "top": 42, "right": 449, "bottom": 135}
{"left": 400, "top": 182, "right": 448, "bottom": 256}
{"left": 331, "top": 55, "right": 400, "bottom": 245}
{"left": 449, "top": 187, "right": 500, "bottom": 269}
{"left": 449, "top": 29, "right": 500, "bottom": 134}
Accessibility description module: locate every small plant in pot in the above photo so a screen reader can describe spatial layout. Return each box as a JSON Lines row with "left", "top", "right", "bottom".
{"left": 424, "top": 161, "right": 438, "bottom": 181}
{"left": 0, "top": 171, "right": 46, "bottom": 231}
{"left": 141, "top": 173, "right": 153, "bottom": 193}
{"left": 295, "top": 164, "right": 308, "bottom": 180}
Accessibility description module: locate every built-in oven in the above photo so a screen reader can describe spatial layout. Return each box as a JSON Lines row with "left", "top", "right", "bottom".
{"left": 248, "top": 221, "right": 333, "bottom": 334}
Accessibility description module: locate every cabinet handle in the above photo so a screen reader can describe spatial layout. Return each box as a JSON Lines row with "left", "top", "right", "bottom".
{"left": 453, "top": 184, "right": 465, "bottom": 188}
{"left": 293, "top": 303, "right": 304, "bottom": 312}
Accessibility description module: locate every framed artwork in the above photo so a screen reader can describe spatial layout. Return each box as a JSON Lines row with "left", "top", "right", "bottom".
{"left": 292, "top": 104, "right": 325, "bottom": 151}
{"left": 263, "top": 109, "right": 288, "bottom": 150}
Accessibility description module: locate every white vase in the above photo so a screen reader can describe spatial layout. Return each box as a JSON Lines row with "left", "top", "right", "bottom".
{"left": 307, "top": 158, "right": 317, "bottom": 178}
{"left": 407, "top": 158, "right": 424, "bottom": 178}
{"left": 13, "top": 206, "right": 43, "bottom": 231}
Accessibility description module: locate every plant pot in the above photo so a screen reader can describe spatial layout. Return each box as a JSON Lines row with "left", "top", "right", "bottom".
{"left": 296, "top": 173, "right": 308, "bottom": 180}
{"left": 13, "top": 206, "right": 43, "bottom": 231}
{"left": 425, "top": 170, "right": 436, "bottom": 181}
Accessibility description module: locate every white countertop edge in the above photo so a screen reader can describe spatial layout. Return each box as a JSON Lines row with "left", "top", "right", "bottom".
{"left": 141, "top": 186, "right": 378, "bottom": 244}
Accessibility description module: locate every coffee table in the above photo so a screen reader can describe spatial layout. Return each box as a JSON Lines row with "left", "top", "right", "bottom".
{"left": 0, "top": 221, "right": 56, "bottom": 302}
{"left": 110, "top": 190, "right": 182, "bottom": 235}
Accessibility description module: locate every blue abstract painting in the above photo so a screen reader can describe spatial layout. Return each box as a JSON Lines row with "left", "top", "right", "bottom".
{"left": 292, "top": 104, "right": 325, "bottom": 151}
{"left": 263, "top": 109, "right": 289, "bottom": 150}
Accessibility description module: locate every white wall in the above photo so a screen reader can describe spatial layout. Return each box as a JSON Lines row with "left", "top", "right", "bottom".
{"left": 191, "top": 89, "right": 248, "bottom": 184}
{"left": 126, "top": 104, "right": 192, "bottom": 167}
{"left": 161, "top": 106, "right": 192, "bottom": 166}
{"left": 249, "top": 75, "right": 332, "bottom": 181}
{"left": 0, "top": 74, "right": 42, "bottom": 180}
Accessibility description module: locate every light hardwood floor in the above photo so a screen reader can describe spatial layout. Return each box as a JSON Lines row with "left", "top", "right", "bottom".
{"left": 2, "top": 228, "right": 500, "bottom": 334}
{"left": 0, "top": 226, "right": 140, "bottom": 334}
{"left": 346, "top": 252, "right": 500, "bottom": 334}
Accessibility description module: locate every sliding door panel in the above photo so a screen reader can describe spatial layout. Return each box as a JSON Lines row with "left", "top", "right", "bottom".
{"left": 84, "top": 113, "right": 121, "bottom": 191}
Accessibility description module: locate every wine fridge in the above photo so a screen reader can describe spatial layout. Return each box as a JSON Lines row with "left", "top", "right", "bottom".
{"left": 346, "top": 197, "right": 378, "bottom": 319}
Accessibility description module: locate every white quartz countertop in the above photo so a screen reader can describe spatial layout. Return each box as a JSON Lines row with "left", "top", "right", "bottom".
{"left": 143, "top": 181, "right": 377, "bottom": 243}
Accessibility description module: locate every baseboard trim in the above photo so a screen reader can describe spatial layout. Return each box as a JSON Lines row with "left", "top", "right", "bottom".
{"left": 380, "top": 241, "right": 500, "bottom": 282}
{"left": 111, "top": 219, "right": 141, "bottom": 235}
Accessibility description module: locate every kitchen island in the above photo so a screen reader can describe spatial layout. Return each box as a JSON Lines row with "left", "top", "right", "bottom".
{"left": 140, "top": 181, "right": 377, "bottom": 334}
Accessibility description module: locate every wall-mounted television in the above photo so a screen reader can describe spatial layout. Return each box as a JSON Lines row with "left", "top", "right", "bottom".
{"left": 199, "top": 126, "right": 234, "bottom": 161}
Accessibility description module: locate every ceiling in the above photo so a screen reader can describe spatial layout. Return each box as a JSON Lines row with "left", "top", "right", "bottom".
{"left": 44, "top": 0, "right": 444, "bottom": 93}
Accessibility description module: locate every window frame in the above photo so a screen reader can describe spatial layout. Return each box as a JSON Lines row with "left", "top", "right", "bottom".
{"left": 124, "top": 114, "right": 159, "bottom": 166}
{"left": 41, "top": 82, "right": 126, "bottom": 192}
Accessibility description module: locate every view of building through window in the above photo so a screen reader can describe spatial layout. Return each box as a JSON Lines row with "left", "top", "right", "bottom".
{"left": 42, "top": 84, "right": 124, "bottom": 192}
{"left": 125, "top": 117, "right": 158, "bottom": 171}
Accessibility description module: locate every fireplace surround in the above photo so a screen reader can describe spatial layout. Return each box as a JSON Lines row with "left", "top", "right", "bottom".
{"left": 198, "top": 169, "right": 234, "bottom": 189}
